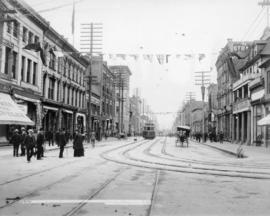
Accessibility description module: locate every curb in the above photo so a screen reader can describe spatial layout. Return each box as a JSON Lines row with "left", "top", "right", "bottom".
{"left": 193, "top": 140, "right": 247, "bottom": 158}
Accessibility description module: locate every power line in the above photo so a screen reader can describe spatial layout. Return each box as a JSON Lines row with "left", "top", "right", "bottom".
{"left": 241, "top": 7, "right": 265, "bottom": 40}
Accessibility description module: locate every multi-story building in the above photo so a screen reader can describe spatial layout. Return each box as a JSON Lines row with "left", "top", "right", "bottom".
{"left": 100, "top": 62, "right": 115, "bottom": 137}
{"left": 216, "top": 39, "right": 250, "bottom": 141}
{"left": 42, "top": 28, "right": 88, "bottom": 135}
{"left": 129, "top": 94, "right": 142, "bottom": 135}
{"left": 0, "top": 0, "right": 45, "bottom": 143}
{"left": 207, "top": 83, "right": 218, "bottom": 134}
{"left": 109, "top": 65, "right": 131, "bottom": 134}
{"left": 0, "top": 0, "right": 88, "bottom": 144}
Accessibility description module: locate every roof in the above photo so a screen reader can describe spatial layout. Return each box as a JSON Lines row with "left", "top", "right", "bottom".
{"left": 260, "top": 41, "right": 270, "bottom": 56}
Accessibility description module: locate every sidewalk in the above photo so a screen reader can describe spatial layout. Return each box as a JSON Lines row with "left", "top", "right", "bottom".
{"left": 197, "top": 140, "right": 270, "bottom": 160}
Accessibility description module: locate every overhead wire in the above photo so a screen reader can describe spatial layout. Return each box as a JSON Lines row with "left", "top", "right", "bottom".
{"left": 241, "top": 7, "right": 265, "bottom": 41}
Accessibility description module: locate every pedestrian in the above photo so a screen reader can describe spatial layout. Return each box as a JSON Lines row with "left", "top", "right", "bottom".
{"left": 25, "top": 129, "right": 36, "bottom": 162}
{"left": 47, "top": 130, "right": 53, "bottom": 146}
{"left": 55, "top": 129, "right": 60, "bottom": 146}
{"left": 36, "top": 128, "right": 45, "bottom": 160}
{"left": 10, "top": 129, "right": 21, "bottom": 157}
{"left": 90, "top": 131, "right": 96, "bottom": 148}
{"left": 20, "top": 127, "right": 27, "bottom": 156}
{"left": 219, "top": 131, "right": 224, "bottom": 144}
{"left": 59, "top": 129, "right": 67, "bottom": 158}
{"left": 73, "top": 130, "right": 84, "bottom": 157}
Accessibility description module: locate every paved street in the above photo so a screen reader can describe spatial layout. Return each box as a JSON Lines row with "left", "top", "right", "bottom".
{"left": 0, "top": 137, "right": 270, "bottom": 216}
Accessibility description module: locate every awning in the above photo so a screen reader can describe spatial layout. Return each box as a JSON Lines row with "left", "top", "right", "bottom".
{"left": 43, "top": 105, "right": 58, "bottom": 111}
{"left": 258, "top": 114, "right": 270, "bottom": 126}
{"left": 0, "top": 93, "right": 34, "bottom": 125}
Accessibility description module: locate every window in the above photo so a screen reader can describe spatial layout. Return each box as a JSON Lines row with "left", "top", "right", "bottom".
{"left": 34, "top": 36, "right": 39, "bottom": 44}
{"left": 28, "top": 31, "right": 33, "bottom": 44}
{"left": 63, "top": 84, "right": 66, "bottom": 103}
{"left": 6, "top": 17, "right": 12, "bottom": 34}
{"left": 49, "top": 52, "right": 55, "bottom": 70}
{"left": 13, "top": 20, "right": 19, "bottom": 38}
{"left": 11, "top": 51, "right": 17, "bottom": 79}
{"left": 22, "top": 27, "right": 27, "bottom": 42}
{"left": 267, "top": 71, "right": 270, "bottom": 94}
{"left": 67, "top": 87, "right": 70, "bottom": 104}
{"left": 57, "top": 81, "right": 60, "bottom": 101}
{"left": 48, "top": 78, "right": 54, "bottom": 100}
{"left": 33, "top": 62, "right": 37, "bottom": 85}
{"left": 27, "top": 59, "right": 31, "bottom": 83}
{"left": 21, "top": 56, "right": 25, "bottom": 81}
{"left": 4, "top": 47, "right": 11, "bottom": 74}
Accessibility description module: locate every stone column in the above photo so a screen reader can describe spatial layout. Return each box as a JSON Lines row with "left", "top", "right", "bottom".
{"left": 44, "top": 76, "right": 49, "bottom": 99}
{"left": 247, "top": 111, "right": 251, "bottom": 145}
{"left": 241, "top": 112, "right": 245, "bottom": 144}
{"left": 232, "top": 114, "right": 235, "bottom": 142}
{"left": 236, "top": 113, "right": 240, "bottom": 142}
{"left": 53, "top": 79, "right": 58, "bottom": 101}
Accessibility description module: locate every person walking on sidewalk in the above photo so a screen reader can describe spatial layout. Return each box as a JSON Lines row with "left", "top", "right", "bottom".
{"left": 36, "top": 128, "right": 45, "bottom": 160}
{"left": 73, "top": 130, "right": 84, "bottom": 157}
{"left": 90, "top": 131, "right": 96, "bottom": 148}
{"left": 10, "top": 129, "right": 21, "bottom": 157}
{"left": 25, "top": 129, "right": 36, "bottom": 162}
{"left": 20, "top": 127, "right": 27, "bottom": 156}
{"left": 59, "top": 129, "right": 67, "bottom": 158}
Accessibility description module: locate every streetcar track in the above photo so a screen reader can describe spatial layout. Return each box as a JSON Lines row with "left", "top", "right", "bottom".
{"left": 0, "top": 140, "right": 134, "bottom": 186}
{"left": 0, "top": 160, "right": 110, "bottom": 209}
{"left": 102, "top": 138, "right": 270, "bottom": 180}
{"left": 62, "top": 167, "right": 128, "bottom": 216}
{"left": 147, "top": 169, "right": 160, "bottom": 216}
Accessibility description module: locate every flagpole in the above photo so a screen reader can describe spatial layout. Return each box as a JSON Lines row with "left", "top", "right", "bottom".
{"left": 72, "top": 0, "right": 75, "bottom": 46}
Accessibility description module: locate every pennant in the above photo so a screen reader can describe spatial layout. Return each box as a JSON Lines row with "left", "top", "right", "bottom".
{"left": 23, "top": 42, "right": 41, "bottom": 52}
{"left": 129, "top": 54, "right": 139, "bottom": 60}
{"left": 176, "top": 54, "right": 181, "bottom": 58}
{"left": 116, "top": 54, "right": 126, "bottom": 60}
{"left": 198, "top": 53, "right": 206, "bottom": 61}
{"left": 156, "top": 55, "right": 165, "bottom": 65}
{"left": 50, "top": 47, "right": 65, "bottom": 58}
{"left": 166, "top": 54, "right": 171, "bottom": 63}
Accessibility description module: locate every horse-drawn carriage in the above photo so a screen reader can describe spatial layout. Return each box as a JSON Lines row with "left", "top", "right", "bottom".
{"left": 175, "top": 125, "right": 190, "bottom": 147}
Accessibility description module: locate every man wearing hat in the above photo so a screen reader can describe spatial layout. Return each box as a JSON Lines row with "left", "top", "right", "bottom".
{"left": 20, "top": 127, "right": 27, "bottom": 156}
{"left": 24, "top": 129, "right": 36, "bottom": 162}
{"left": 10, "top": 129, "right": 21, "bottom": 157}
{"left": 36, "top": 128, "right": 45, "bottom": 160}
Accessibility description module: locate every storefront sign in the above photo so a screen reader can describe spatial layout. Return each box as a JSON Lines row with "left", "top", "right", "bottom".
{"left": 233, "top": 99, "right": 251, "bottom": 114}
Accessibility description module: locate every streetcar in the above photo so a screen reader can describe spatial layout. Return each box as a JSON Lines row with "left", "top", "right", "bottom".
{"left": 142, "top": 123, "right": 156, "bottom": 139}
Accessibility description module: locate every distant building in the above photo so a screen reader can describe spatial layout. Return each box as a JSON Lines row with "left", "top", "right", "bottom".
{"left": 109, "top": 65, "right": 131, "bottom": 134}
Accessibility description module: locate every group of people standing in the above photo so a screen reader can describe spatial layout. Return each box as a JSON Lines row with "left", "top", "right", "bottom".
{"left": 9, "top": 127, "right": 88, "bottom": 162}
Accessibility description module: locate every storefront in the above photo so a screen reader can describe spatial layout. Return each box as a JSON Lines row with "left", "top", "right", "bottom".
{"left": 62, "top": 109, "right": 74, "bottom": 134}
{"left": 42, "top": 105, "right": 59, "bottom": 132}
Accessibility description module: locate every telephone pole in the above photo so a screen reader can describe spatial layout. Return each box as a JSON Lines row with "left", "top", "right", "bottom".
{"left": 195, "top": 70, "right": 211, "bottom": 142}
{"left": 80, "top": 23, "right": 102, "bottom": 141}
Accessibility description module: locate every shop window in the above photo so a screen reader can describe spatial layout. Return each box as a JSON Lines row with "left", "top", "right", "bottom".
{"left": 34, "top": 36, "right": 39, "bottom": 44}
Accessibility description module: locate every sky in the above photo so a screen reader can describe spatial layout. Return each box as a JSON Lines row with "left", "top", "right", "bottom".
{"left": 24, "top": 0, "right": 267, "bottom": 130}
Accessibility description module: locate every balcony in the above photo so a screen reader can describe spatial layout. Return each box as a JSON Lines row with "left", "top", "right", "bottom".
{"left": 233, "top": 73, "right": 261, "bottom": 90}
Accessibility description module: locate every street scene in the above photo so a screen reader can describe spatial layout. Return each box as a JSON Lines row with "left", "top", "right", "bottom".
{"left": 1, "top": 0, "right": 270, "bottom": 215}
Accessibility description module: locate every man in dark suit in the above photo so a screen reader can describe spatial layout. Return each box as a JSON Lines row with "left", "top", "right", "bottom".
{"left": 59, "top": 129, "right": 67, "bottom": 158}
{"left": 25, "top": 129, "right": 36, "bottom": 162}
{"left": 10, "top": 129, "right": 21, "bottom": 157}
{"left": 36, "top": 128, "right": 45, "bottom": 160}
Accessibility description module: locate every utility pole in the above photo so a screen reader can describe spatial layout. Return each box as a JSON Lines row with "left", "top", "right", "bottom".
{"left": 195, "top": 70, "right": 211, "bottom": 142}
{"left": 259, "top": 0, "right": 270, "bottom": 27}
{"left": 80, "top": 23, "right": 102, "bottom": 141}
{"left": 185, "top": 92, "right": 196, "bottom": 127}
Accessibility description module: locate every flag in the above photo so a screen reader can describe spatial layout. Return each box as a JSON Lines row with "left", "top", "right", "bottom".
{"left": 116, "top": 54, "right": 126, "bottom": 60}
{"left": 129, "top": 54, "right": 139, "bottom": 60}
{"left": 176, "top": 54, "right": 181, "bottom": 59}
{"left": 23, "top": 42, "right": 41, "bottom": 52}
{"left": 71, "top": 0, "right": 75, "bottom": 35}
{"left": 50, "top": 46, "right": 65, "bottom": 58}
